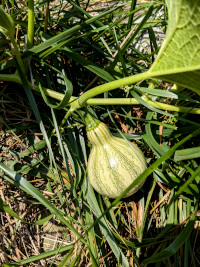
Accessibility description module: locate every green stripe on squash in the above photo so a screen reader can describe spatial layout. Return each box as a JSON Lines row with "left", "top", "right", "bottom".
{"left": 85, "top": 114, "right": 147, "bottom": 199}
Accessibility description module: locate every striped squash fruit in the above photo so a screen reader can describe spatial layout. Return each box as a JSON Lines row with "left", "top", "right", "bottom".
{"left": 85, "top": 113, "right": 147, "bottom": 199}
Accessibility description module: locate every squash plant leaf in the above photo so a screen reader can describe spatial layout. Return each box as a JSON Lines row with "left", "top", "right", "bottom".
{"left": 148, "top": 0, "right": 200, "bottom": 94}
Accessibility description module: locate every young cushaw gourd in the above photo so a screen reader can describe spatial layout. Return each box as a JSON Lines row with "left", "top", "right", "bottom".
{"left": 85, "top": 113, "right": 147, "bottom": 199}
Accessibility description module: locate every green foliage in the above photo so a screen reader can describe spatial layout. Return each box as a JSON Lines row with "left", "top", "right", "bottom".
{"left": 149, "top": 0, "right": 200, "bottom": 94}
{"left": 0, "top": 0, "right": 200, "bottom": 266}
{"left": 0, "top": 6, "right": 15, "bottom": 38}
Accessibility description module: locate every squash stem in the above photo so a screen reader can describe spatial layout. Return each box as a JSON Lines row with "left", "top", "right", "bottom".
{"left": 75, "top": 72, "right": 152, "bottom": 108}
{"left": 1, "top": 74, "right": 200, "bottom": 115}
{"left": 84, "top": 112, "right": 100, "bottom": 132}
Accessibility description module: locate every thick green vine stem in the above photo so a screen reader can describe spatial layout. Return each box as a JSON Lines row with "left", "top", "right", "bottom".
{"left": 84, "top": 112, "right": 100, "bottom": 132}
{"left": 73, "top": 72, "right": 152, "bottom": 108}
{"left": 1, "top": 73, "right": 200, "bottom": 115}
{"left": 0, "top": 73, "right": 72, "bottom": 101}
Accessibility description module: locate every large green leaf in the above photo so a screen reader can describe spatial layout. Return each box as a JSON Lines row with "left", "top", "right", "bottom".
{"left": 148, "top": 0, "right": 200, "bottom": 94}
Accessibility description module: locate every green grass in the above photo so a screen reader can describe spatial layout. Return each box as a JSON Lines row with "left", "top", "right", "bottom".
{"left": 0, "top": 0, "right": 200, "bottom": 266}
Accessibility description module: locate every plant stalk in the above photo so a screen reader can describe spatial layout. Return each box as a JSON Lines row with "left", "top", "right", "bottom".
{"left": 1, "top": 73, "right": 200, "bottom": 114}
{"left": 74, "top": 72, "right": 152, "bottom": 108}
{"left": 27, "top": 0, "right": 34, "bottom": 49}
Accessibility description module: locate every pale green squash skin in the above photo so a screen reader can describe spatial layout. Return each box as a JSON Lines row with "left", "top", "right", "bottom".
{"left": 87, "top": 122, "right": 146, "bottom": 199}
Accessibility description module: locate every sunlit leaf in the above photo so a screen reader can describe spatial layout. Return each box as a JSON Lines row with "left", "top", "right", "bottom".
{"left": 148, "top": 0, "right": 200, "bottom": 94}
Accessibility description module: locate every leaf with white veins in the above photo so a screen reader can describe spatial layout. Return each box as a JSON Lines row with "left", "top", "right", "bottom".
{"left": 148, "top": 0, "right": 200, "bottom": 94}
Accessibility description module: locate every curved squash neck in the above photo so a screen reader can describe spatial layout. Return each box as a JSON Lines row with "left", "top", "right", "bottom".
{"left": 85, "top": 112, "right": 113, "bottom": 146}
{"left": 84, "top": 112, "right": 100, "bottom": 132}
{"left": 88, "top": 122, "right": 113, "bottom": 146}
